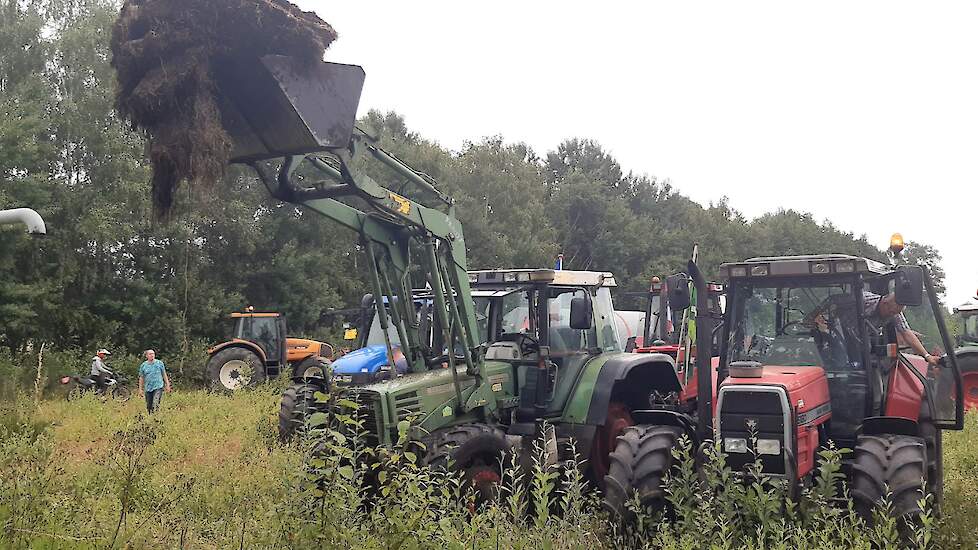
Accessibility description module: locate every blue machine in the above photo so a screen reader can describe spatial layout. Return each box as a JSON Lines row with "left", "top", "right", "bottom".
{"left": 330, "top": 293, "right": 417, "bottom": 385}
{"left": 331, "top": 344, "right": 408, "bottom": 384}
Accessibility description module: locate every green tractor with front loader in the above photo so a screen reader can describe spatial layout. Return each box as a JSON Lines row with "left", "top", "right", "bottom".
{"left": 211, "top": 55, "right": 683, "bottom": 494}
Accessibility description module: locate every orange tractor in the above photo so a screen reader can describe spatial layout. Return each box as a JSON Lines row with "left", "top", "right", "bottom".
{"left": 206, "top": 308, "right": 333, "bottom": 391}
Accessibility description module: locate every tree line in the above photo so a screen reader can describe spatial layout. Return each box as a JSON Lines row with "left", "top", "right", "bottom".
{"left": 0, "top": 0, "right": 947, "bottom": 360}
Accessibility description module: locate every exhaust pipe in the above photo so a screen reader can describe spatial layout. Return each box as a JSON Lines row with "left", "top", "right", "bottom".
{"left": 688, "top": 259, "right": 714, "bottom": 442}
{"left": 0, "top": 208, "right": 46, "bottom": 235}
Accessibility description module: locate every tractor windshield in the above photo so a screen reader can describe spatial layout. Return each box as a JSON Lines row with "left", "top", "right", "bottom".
{"left": 365, "top": 312, "right": 402, "bottom": 348}
{"left": 496, "top": 287, "right": 618, "bottom": 352}
{"left": 728, "top": 282, "right": 863, "bottom": 371}
{"left": 965, "top": 313, "right": 978, "bottom": 344}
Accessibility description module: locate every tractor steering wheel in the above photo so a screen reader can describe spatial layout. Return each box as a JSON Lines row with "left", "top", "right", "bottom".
{"left": 781, "top": 321, "right": 808, "bottom": 336}
{"left": 500, "top": 332, "right": 539, "bottom": 356}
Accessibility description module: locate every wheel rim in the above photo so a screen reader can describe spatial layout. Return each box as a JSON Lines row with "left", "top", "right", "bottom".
{"left": 962, "top": 371, "right": 978, "bottom": 411}
{"left": 591, "top": 402, "right": 634, "bottom": 481}
{"left": 466, "top": 461, "right": 502, "bottom": 511}
{"left": 219, "top": 360, "right": 252, "bottom": 390}
{"left": 471, "top": 468, "right": 501, "bottom": 493}
{"left": 301, "top": 366, "right": 323, "bottom": 380}
{"left": 114, "top": 387, "right": 131, "bottom": 401}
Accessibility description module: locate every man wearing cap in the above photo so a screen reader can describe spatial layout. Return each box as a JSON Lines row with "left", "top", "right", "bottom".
{"left": 138, "top": 349, "right": 170, "bottom": 413}
{"left": 863, "top": 291, "right": 940, "bottom": 366}
{"left": 91, "top": 348, "right": 114, "bottom": 394}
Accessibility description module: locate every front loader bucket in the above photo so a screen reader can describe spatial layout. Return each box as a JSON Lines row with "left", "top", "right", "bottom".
{"left": 214, "top": 55, "right": 365, "bottom": 163}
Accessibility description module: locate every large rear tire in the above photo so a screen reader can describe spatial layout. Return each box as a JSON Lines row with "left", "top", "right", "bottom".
{"left": 851, "top": 434, "right": 927, "bottom": 520}
{"left": 207, "top": 347, "right": 266, "bottom": 391}
{"left": 278, "top": 382, "right": 321, "bottom": 442}
{"left": 426, "top": 424, "right": 509, "bottom": 505}
{"left": 590, "top": 402, "right": 634, "bottom": 487}
{"left": 602, "top": 425, "right": 683, "bottom": 519}
{"left": 956, "top": 351, "right": 978, "bottom": 411}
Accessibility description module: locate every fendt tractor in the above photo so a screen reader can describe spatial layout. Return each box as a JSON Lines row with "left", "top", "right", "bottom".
{"left": 206, "top": 308, "right": 333, "bottom": 391}
{"left": 213, "top": 56, "right": 682, "bottom": 494}
{"left": 952, "top": 296, "right": 978, "bottom": 409}
{"left": 605, "top": 245, "right": 965, "bottom": 521}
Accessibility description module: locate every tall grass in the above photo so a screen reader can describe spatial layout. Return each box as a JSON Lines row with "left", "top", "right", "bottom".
{"left": 0, "top": 387, "right": 975, "bottom": 549}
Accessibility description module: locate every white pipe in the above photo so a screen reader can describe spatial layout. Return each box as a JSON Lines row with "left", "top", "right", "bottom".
{"left": 0, "top": 208, "right": 46, "bottom": 235}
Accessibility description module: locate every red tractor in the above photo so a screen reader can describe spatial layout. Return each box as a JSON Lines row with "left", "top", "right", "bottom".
{"left": 605, "top": 248, "right": 964, "bottom": 520}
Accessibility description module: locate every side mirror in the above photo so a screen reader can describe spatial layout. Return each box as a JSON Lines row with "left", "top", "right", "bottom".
{"left": 666, "top": 274, "right": 690, "bottom": 310}
{"left": 624, "top": 336, "right": 637, "bottom": 352}
{"left": 570, "top": 297, "right": 592, "bottom": 330}
{"left": 894, "top": 266, "right": 924, "bottom": 306}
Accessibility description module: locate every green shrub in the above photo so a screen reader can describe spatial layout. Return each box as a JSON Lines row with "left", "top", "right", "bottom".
{"left": 0, "top": 390, "right": 974, "bottom": 549}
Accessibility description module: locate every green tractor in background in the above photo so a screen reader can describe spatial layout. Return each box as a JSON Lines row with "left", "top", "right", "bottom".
{"left": 214, "top": 54, "right": 682, "bottom": 494}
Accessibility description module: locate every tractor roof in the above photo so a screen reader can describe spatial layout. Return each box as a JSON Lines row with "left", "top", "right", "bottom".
{"left": 955, "top": 299, "right": 978, "bottom": 313}
{"left": 469, "top": 269, "right": 617, "bottom": 287}
{"left": 719, "top": 254, "right": 891, "bottom": 281}
{"left": 230, "top": 312, "right": 281, "bottom": 318}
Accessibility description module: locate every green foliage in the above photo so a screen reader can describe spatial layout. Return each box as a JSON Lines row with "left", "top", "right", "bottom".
{"left": 0, "top": 1, "right": 949, "bottom": 376}
{"left": 5, "top": 391, "right": 978, "bottom": 548}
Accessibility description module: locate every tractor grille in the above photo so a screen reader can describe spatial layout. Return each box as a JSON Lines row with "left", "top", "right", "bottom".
{"left": 719, "top": 389, "right": 788, "bottom": 475}
{"left": 337, "top": 389, "right": 383, "bottom": 448}
{"left": 394, "top": 392, "right": 422, "bottom": 423}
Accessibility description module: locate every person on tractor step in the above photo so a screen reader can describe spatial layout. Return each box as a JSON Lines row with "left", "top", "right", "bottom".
{"left": 138, "top": 349, "right": 171, "bottom": 414}
{"left": 863, "top": 291, "right": 941, "bottom": 366}
{"left": 90, "top": 348, "right": 114, "bottom": 393}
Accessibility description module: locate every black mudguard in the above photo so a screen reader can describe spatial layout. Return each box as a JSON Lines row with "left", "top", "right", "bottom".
{"left": 585, "top": 352, "right": 680, "bottom": 426}
{"left": 860, "top": 416, "right": 919, "bottom": 438}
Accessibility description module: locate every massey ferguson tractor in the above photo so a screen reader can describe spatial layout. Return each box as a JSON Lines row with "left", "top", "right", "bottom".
{"left": 208, "top": 55, "right": 681, "bottom": 495}
{"left": 605, "top": 250, "right": 964, "bottom": 520}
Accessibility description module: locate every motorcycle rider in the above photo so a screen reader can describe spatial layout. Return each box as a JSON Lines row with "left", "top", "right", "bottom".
{"left": 91, "top": 348, "right": 114, "bottom": 393}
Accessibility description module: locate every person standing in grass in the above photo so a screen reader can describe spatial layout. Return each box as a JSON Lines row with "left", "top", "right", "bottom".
{"left": 138, "top": 349, "right": 171, "bottom": 413}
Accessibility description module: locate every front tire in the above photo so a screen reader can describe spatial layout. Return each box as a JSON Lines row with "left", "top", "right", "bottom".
{"left": 291, "top": 356, "right": 330, "bottom": 382}
{"left": 851, "top": 434, "right": 928, "bottom": 520}
{"left": 207, "top": 347, "right": 266, "bottom": 391}
{"left": 112, "top": 385, "right": 132, "bottom": 402}
{"left": 426, "top": 424, "right": 509, "bottom": 505}
{"left": 602, "top": 425, "right": 683, "bottom": 519}
{"left": 66, "top": 385, "right": 84, "bottom": 401}
{"left": 278, "top": 382, "right": 321, "bottom": 442}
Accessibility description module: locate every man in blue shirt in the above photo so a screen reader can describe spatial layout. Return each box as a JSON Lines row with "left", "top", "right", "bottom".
{"left": 138, "top": 349, "right": 171, "bottom": 413}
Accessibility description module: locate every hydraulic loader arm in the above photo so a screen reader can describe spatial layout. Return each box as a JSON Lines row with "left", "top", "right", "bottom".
{"left": 218, "top": 56, "right": 490, "bottom": 415}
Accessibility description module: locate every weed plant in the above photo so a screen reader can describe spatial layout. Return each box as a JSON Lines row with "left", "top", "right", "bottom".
{"left": 0, "top": 388, "right": 975, "bottom": 548}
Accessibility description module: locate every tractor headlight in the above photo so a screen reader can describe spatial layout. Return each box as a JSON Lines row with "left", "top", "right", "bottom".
{"left": 835, "top": 261, "right": 856, "bottom": 273}
{"left": 756, "top": 439, "right": 782, "bottom": 456}
{"left": 810, "top": 262, "right": 830, "bottom": 274}
{"left": 724, "top": 438, "right": 749, "bottom": 454}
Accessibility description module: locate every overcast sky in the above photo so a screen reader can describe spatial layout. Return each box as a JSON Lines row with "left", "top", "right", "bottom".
{"left": 299, "top": 1, "right": 977, "bottom": 306}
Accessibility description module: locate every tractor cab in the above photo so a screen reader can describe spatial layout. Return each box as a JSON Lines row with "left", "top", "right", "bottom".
{"left": 469, "top": 268, "right": 621, "bottom": 421}
{"left": 228, "top": 310, "right": 287, "bottom": 368}
{"left": 954, "top": 298, "right": 978, "bottom": 346}
{"left": 715, "top": 253, "right": 963, "bottom": 504}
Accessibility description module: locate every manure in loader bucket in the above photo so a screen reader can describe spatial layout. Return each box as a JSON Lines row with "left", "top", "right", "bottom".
{"left": 110, "top": 0, "right": 339, "bottom": 216}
